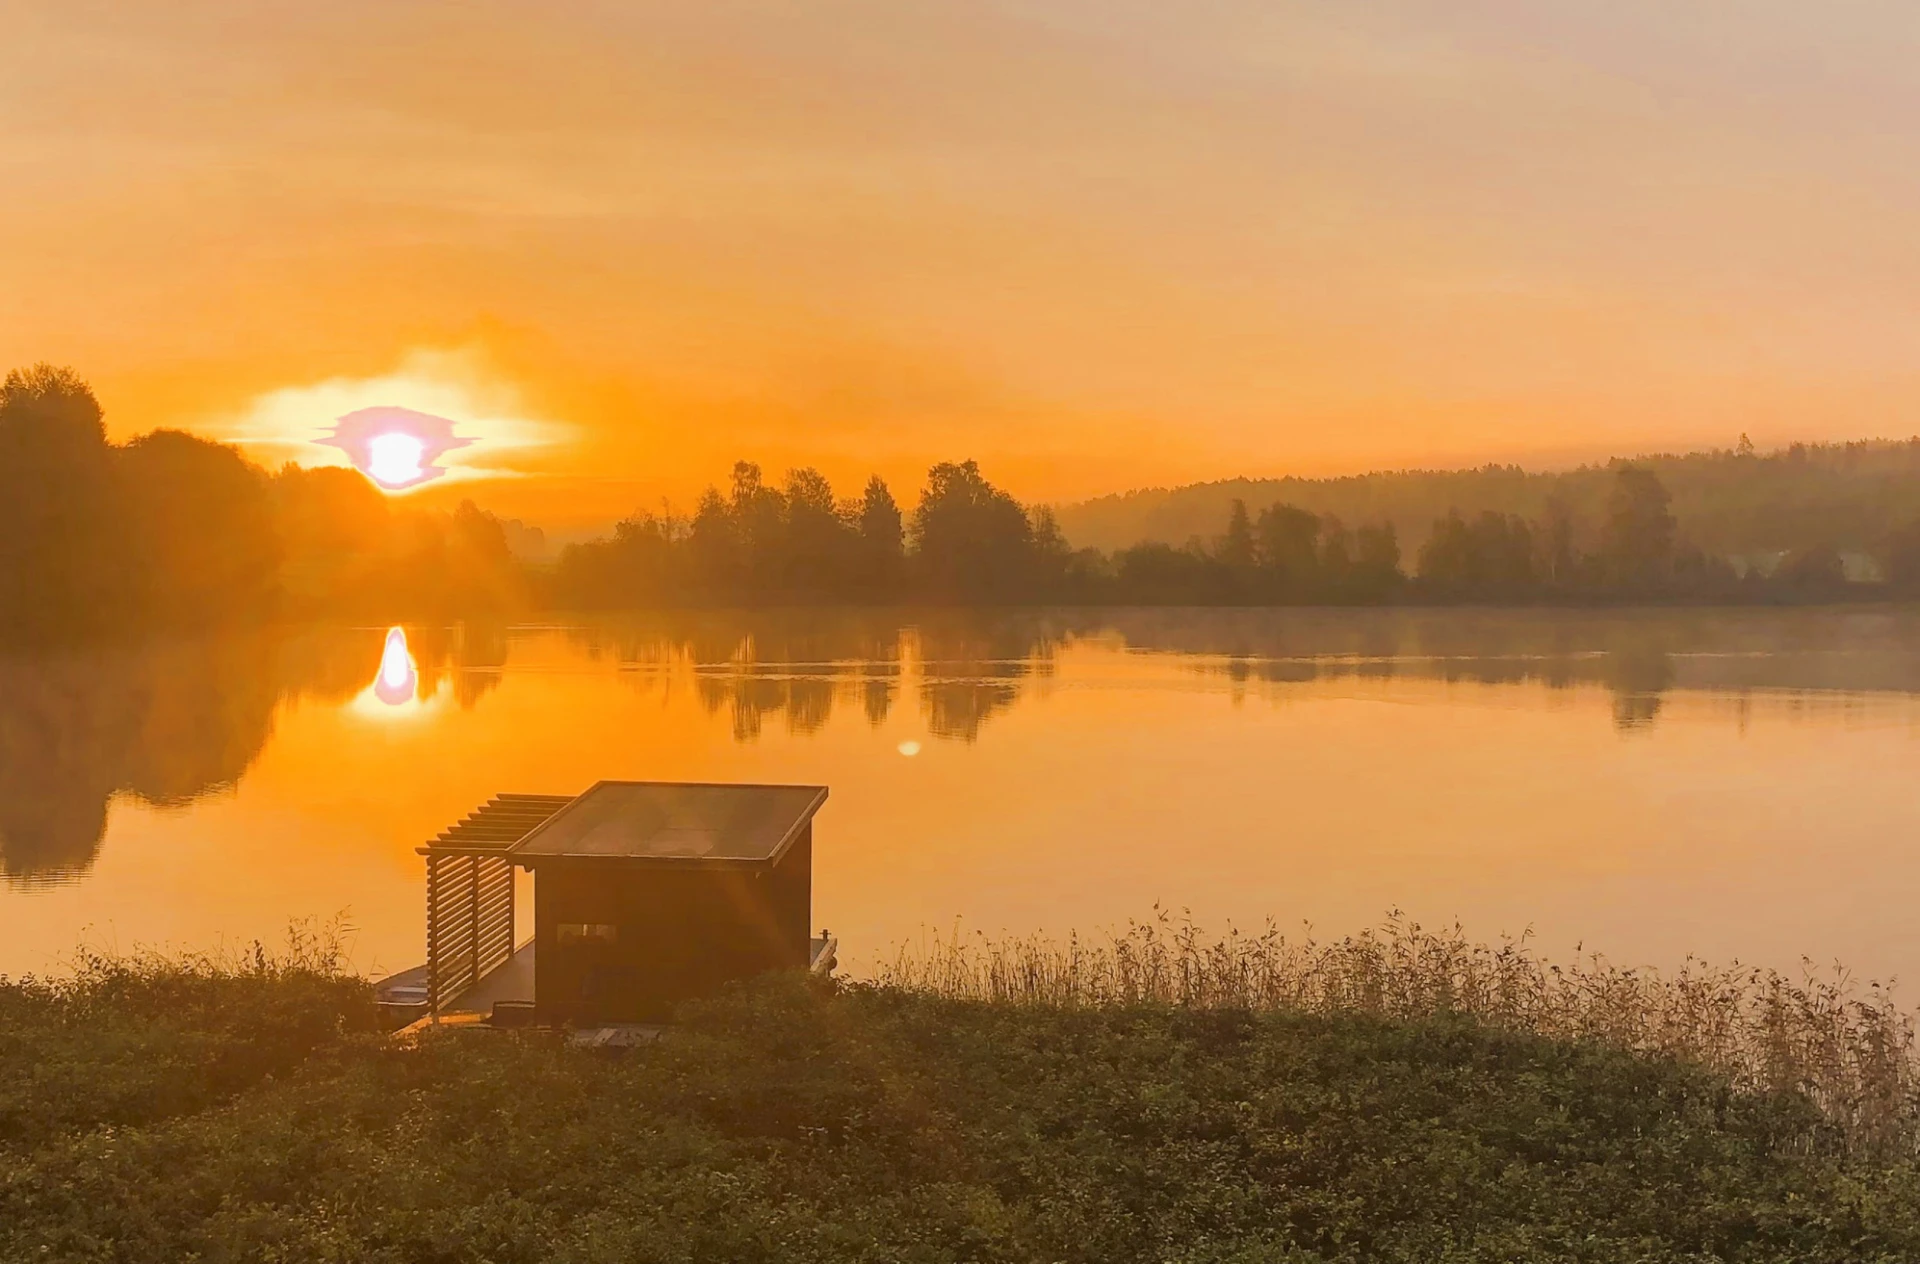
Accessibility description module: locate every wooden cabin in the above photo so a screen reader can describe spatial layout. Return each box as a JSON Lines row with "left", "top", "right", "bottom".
{"left": 396, "top": 780, "right": 830, "bottom": 1027}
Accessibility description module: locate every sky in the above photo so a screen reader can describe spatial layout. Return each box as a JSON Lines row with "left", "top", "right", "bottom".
{"left": 4, "top": 0, "right": 1919, "bottom": 527}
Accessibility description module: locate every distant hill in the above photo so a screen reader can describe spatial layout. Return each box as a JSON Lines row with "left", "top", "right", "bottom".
{"left": 1054, "top": 439, "right": 1920, "bottom": 561}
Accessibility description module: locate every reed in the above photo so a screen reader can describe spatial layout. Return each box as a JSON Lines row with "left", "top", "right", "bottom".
{"left": 39, "top": 914, "right": 356, "bottom": 1000}
{"left": 875, "top": 908, "right": 1920, "bottom": 1156}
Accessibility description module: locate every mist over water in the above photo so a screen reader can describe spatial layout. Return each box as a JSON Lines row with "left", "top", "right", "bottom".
{"left": 3, "top": 607, "right": 1918, "bottom": 986}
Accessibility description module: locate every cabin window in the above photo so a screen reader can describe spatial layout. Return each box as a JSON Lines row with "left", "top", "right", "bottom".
{"left": 557, "top": 923, "right": 619, "bottom": 945}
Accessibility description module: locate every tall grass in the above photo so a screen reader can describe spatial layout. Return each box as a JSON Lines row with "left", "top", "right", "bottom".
{"left": 45, "top": 915, "right": 357, "bottom": 993}
{"left": 0, "top": 919, "right": 378, "bottom": 1150}
{"left": 875, "top": 909, "right": 1920, "bottom": 1156}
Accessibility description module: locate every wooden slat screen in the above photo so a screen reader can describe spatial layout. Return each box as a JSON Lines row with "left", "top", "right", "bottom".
{"left": 427, "top": 854, "right": 516, "bottom": 1011}
{"left": 422, "top": 793, "right": 572, "bottom": 1013}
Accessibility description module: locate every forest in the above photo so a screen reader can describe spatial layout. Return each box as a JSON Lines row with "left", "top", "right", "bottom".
{"left": 1059, "top": 437, "right": 1920, "bottom": 561}
{"left": 7, "top": 361, "right": 1920, "bottom": 639}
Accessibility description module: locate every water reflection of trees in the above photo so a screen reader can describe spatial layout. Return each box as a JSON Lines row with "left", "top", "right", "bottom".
{"left": 916, "top": 614, "right": 1061, "bottom": 742}
{"left": 427, "top": 624, "right": 510, "bottom": 711}
{"left": 566, "top": 611, "right": 1067, "bottom": 744}
{"left": 572, "top": 607, "right": 1920, "bottom": 745}
{"left": 17, "top": 607, "right": 1920, "bottom": 882}
{"left": 0, "top": 626, "right": 509, "bottom": 884}
{"left": 570, "top": 612, "right": 908, "bottom": 742}
{"left": 1093, "top": 607, "right": 1920, "bottom": 733}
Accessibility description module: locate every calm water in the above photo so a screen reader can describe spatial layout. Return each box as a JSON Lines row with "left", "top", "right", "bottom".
{"left": 3, "top": 608, "right": 1919, "bottom": 985}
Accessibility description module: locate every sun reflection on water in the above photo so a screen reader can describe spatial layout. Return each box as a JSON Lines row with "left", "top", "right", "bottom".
{"left": 352, "top": 627, "right": 437, "bottom": 718}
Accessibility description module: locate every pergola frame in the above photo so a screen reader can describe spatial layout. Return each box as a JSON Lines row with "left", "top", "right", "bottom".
{"left": 417, "top": 794, "right": 572, "bottom": 1014}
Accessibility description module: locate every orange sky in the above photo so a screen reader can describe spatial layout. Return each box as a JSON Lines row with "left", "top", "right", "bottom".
{"left": 4, "top": 2, "right": 1918, "bottom": 528}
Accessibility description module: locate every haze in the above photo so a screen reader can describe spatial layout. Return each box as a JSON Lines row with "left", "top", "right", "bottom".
{"left": 5, "top": 1, "right": 1918, "bottom": 527}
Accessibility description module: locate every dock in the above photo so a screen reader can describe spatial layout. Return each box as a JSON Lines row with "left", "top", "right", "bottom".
{"left": 376, "top": 934, "right": 838, "bottom": 1039}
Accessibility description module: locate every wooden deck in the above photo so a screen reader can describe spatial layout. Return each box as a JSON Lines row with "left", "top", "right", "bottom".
{"left": 375, "top": 933, "right": 838, "bottom": 1030}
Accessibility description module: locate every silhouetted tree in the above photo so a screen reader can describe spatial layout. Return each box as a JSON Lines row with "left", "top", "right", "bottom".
{"left": 1115, "top": 542, "right": 1229, "bottom": 604}
{"left": 270, "top": 465, "right": 392, "bottom": 614}
{"left": 1540, "top": 495, "right": 1576, "bottom": 585}
{"left": 780, "top": 466, "right": 852, "bottom": 596}
{"left": 1028, "top": 505, "right": 1074, "bottom": 595}
{"left": 686, "top": 487, "right": 742, "bottom": 598}
{"left": 1319, "top": 516, "right": 1354, "bottom": 579}
{"left": 1351, "top": 523, "right": 1403, "bottom": 599}
{"left": 911, "top": 460, "right": 1037, "bottom": 601}
{"left": 439, "top": 500, "right": 523, "bottom": 611}
{"left": 1776, "top": 542, "right": 1848, "bottom": 598}
{"left": 120, "top": 430, "right": 279, "bottom": 625}
{"left": 1255, "top": 504, "right": 1321, "bottom": 598}
{"left": 1600, "top": 465, "right": 1677, "bottom": 590}
{"left": 0, "top": 365, "right": 123, "bottom": 636}
{"left": 1218, "top": 499, "right": 1256, "bottom": 574}
{"left": 266, "top": 465, "right": 524, "bottom": 618}
{"left": 1878, "top": 519, "right": 1920, "bottom": 596}
{"left": 854, "top": 475, "right": 906, "bottom": 595}
{"left": 554, "top": 512, "right": 682, "bottom": 608}
{"left": 731, "top": 461, "right": 788, "bottom": 596}
{"left": 1418, "top": 511, "right": 1536, "bottom": 597}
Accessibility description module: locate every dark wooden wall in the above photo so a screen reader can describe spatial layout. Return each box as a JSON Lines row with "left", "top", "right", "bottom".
{"left": 532, "top": 827, "right": 814, "bottom": 1024}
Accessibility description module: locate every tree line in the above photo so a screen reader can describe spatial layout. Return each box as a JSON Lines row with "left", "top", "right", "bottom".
{"left": 1406, "top": 463, "right": 1920, "bottom": 601}
{"left": 1060, "top": 433, "right": 1920, "bottom": 562}
{"left": 555, "top": 456, "right": 1919, "bottom": 606}
{"left": 552, "top": 458, "right": 1077, "bottom": 605}
{"left": 0, "top": 365, "right": 525, "bottom": 640}
{"left": 552, "top": 458, "right": 1409, "bottom": 606}
{"left": 8, "top": 361, "right": 1920, "bottom": 640}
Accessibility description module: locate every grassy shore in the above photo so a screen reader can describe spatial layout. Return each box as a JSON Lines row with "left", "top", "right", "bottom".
{"left": 5, "top": 930, "right": 1920, "bottom": 1263}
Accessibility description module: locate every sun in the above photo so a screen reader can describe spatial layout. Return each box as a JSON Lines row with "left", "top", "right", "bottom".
{"left": 366, "top": 432, "right": 427, "bottom": 488}
{"left": 315, "top": 405, "right": 472, "bottom": 492}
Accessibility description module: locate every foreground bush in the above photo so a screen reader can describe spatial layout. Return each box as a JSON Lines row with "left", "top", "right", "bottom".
{"left": 0, "top": 926, "right": 378, "bottom": 1151}
{"left": 5, "top": 959, "right": 1920, "bottom": 1261}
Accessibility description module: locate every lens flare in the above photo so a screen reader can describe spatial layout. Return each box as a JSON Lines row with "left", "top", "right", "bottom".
{"left": 373, "top": 627, "right": 418, "bottom": 706}
{"left": 318, "top": 406, "right": 470, "bottom": 491}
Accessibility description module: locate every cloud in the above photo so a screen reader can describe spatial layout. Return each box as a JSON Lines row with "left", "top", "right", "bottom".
{"left": 209, "top": 347, "right": 572, "bottom": 483}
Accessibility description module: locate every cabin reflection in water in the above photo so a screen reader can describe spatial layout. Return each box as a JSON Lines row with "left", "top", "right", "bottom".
{"left": 381, "top": 781, "right": 833, "bottom": 1029}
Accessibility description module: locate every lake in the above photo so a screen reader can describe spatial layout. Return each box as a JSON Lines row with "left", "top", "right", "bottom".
{"left": 3, "top": 607, "right": 1918, "bottom": 987}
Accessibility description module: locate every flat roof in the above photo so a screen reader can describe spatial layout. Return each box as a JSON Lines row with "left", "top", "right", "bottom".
{"left": 506, "top": 781, "right": 828, "bottom": 864}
